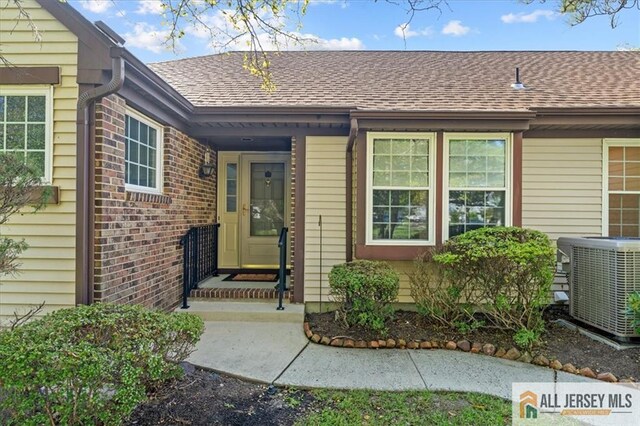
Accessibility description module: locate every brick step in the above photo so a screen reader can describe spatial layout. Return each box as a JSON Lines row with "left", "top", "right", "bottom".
{"left": 177, "top": 300, "right": 304, "bottom": 323}
{"left": 191, "top": 287, "right": 291, "bottom": 301}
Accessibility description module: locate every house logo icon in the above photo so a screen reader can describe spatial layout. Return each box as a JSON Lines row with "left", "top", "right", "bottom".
{"left": 520, "top": 391, "right": 538, "bottom": 419}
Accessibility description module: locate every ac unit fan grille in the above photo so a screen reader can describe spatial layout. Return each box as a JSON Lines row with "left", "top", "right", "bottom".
{"left": 570, "top": 247, "right": 640, "bottom": 337}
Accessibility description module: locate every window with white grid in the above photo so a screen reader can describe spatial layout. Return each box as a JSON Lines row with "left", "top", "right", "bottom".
{"left": 125, "top": 109, "right": 163, "bottom": 193}
{"left": 445, "top": 134, "right": 511, "bottom": 239}
{"left": 0, "top": 88, "right": 51, "bottom": 180}
{"left": 607, "top": 142, "right": 640, "bottom": 237}
{"left": 367, "top": 132, "right": 435, "bottom": 245}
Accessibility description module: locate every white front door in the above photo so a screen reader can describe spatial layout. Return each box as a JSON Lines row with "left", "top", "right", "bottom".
{"left": 218, "top": 152, "right": 290, "bottom": 268}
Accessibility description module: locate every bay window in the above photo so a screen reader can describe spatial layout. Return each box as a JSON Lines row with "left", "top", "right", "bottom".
{"left": 366, "top": 132, "right": 436, "bottom": 245}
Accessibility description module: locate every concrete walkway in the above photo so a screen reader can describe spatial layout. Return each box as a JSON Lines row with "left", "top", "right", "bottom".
{"left": 189, "top": 320, "right": 596, "bottom": 400}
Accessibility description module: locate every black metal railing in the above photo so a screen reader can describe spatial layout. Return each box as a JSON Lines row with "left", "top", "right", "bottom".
{"left": 277, "top": 227, "right": 289, "bottom": 310}
{"left": 180, "top": 223, "right": 220, "bottom": 309}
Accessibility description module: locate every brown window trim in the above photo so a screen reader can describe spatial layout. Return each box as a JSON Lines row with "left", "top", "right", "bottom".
{"left": 512, "top": 131, "right": 523, "bottom": 227}
{"left": 355, "top": 131, "right": 439, "bottom": 261}
{"left": 0, "top": 67, "right": 60, "bottom": 85}
{"left": 355, "top": 130, "right": 523, "bottom": 261}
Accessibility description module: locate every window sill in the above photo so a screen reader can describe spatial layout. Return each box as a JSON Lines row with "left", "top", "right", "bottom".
{"left": 355, "top": 244, "right": 431, "bottom": 261}
{"left": 126, "top": 191, "right": 172, "bottom": 205}
{"left": 28, "top": 185, "right": 59, "bottom": 205}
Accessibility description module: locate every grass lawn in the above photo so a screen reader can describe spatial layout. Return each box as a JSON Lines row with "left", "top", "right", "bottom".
{"left": 299, "top": 389, "right": 511, "bottom": 426}
{"left": 127, "top": 369, "right": 512, "bottom": 425}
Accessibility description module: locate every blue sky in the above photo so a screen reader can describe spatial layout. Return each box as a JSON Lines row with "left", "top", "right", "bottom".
{"left": 71, "top": 0, "right": 640, "bottom": 63}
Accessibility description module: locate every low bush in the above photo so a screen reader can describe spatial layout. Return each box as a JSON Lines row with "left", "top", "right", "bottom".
{"left": 434, "top": 227, "right": 555, "bottom": 348}
{"left": 0, "top": 303, "right": 204, "bottom": 426}
{"left": 408, "top": 250, "right": 470, "bottom": 328}
{"left": 628, "top": 292, "right": 640, "bottom": 335}
{"left": 329, "top": 260, "right": 400, "bottom": 335}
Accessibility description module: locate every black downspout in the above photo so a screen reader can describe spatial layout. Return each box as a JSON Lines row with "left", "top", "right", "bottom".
{"left": 76, "top": 47, "right": 125, "bottom": 305}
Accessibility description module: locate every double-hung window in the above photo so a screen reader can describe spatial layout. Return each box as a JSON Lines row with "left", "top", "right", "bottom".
{"left": 0, "top": 87, "right": 52, "bottom": 181}
{"left": 605, "top": 139, "right": 640, "bottom": 237}
{"left": 124, "top": 109, "right": 163, "bottom": 193}
{"left": 367, "top": 132, "right": 436, "bottom": 245}
{"left": 444, "top": 133, "right": 511, "bottom": 239}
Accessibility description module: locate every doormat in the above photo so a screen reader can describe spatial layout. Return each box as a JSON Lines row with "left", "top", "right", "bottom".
{"left": 222, "top": 273, "right": 279, "bottom": 283}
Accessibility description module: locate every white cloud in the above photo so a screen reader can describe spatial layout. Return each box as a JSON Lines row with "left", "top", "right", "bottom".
{"left": 393, "top": 23, "right": 433, "bottom": 39}
{"left": 501, "top": 9, "right": 557, "bottom": 24}
{"left": 186, "top": 10, "right": 363, "bottom": 51}
{"left": 216, "top": 31, "right": 363, "bottom": 51}
{"left": 79, "top": 0, "right": 112, "bottom": 14}
{"left": 308, "top": 0, "right": 348, "bottom": 8}
{"left": 442, "top": 20, "right": 470, "bottom": 37}
{"left": 136, "top": 0, "right": 165, "bottom": 15}
{"left": 123, "top": 23, "right": 183, "bottom": 54}
{"left": 305, "top": 36, "right": 363, "bottom": 50}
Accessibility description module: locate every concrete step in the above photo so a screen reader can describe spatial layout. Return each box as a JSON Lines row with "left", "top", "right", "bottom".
{"left": 177, "top": 300, "right": 304, "bottom": 323}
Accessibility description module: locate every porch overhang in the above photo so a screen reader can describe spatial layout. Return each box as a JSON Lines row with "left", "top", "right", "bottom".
{"left": 187, "top": 108, "right": 352, "bottom": 150}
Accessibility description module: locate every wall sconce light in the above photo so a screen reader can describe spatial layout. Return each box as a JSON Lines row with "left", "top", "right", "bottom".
{"left": 199, "top": 150, "right": 215, "bottom": 178}
{"left": 265, "top": 170, "right": 272, "bottom": 187}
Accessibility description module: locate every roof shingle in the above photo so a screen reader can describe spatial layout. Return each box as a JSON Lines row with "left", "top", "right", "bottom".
{"left": 148, "top": 51, "right": 640, "bottom": 111}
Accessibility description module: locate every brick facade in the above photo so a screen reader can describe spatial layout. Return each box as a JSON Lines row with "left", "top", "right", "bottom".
{"left": 93, "top": 95, "right": 216, "bottom": 310}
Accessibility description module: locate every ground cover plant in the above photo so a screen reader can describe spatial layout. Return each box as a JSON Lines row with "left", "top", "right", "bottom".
{"left": 302, "top": 389, "right": 511, "bottom": 426}
{"left": 0, "top": 303, "right": 204, "bottom": 426}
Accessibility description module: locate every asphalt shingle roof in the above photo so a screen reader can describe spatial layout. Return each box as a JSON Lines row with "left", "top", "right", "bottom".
{"left": 148, "top": 51, "right": 640, "bottom": 111}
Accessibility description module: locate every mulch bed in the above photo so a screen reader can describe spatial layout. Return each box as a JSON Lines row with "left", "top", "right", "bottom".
{"left": 306, "top": 307, "right": 640, "bottom": 381}
{"left": 127, "top": 367, "right": 315, "bottom": 426}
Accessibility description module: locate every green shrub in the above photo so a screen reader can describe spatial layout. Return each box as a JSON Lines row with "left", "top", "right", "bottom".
{"left": 408, "top": 250, "right": 470, "bottom": 327}
{"left": 513, "top": 327, "right": 542, "bottom": 350}
{"left": 433, "top": 227, "right": 555, "bottom": 348}
{"left": 454, "top": 319, "right": 485, "bottom": 335}
{"left": 628, "top": 292, "right": 640, "bottom": 335}
{"left": 329, "top": 260, "right": 400, "bottom": 334}
{"left": 0, "top": 303, "right": 204, "bottom": 426}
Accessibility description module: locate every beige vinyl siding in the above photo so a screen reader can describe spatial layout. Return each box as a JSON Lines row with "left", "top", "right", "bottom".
{"left": 348, "top": 142, "right": 414, "bottom": 304}
{"left": 0, "top": 0, "right": 78, "bottom": 322}
{"left": 522, "top": 138, "right": 603, "bottom": 240}
{"left": 383, "top": 261, "right": 414, "bottom": 303}
{"left": 522, "top": 138, "right": 603, "bottom": 298}
{"left": 304, "top": 137, "right": 348, "bottom": 302}
{"left": 349, "top": 142, "right": 416, "bottom": 304}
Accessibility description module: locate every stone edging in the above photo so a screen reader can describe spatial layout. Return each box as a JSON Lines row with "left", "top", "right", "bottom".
{"left": 303, "top": 322, "right": 631, "bottom": 383}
